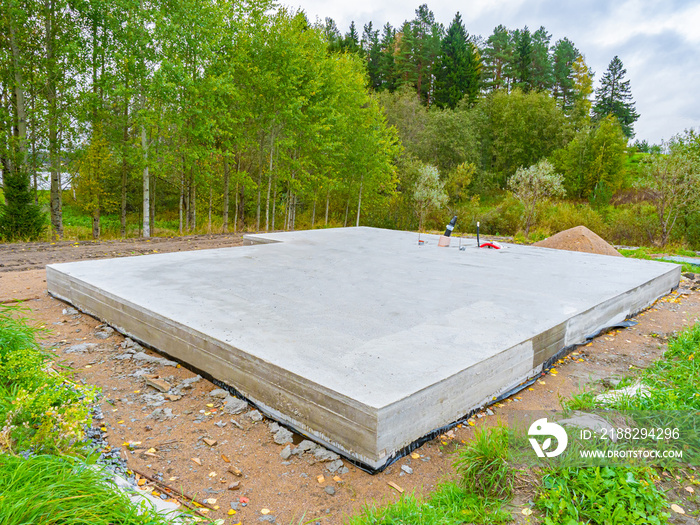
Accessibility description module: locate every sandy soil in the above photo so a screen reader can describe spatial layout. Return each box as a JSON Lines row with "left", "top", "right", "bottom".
{"left": 1, "top": 234, "right": 698, "bottom": 524}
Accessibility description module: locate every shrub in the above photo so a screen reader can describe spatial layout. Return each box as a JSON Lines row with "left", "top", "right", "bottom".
{"left": 453, "top": 424, "right": 513, "bottom": 499}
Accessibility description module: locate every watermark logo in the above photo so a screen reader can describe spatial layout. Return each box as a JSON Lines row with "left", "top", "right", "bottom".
{"left": 528, "top": 418, "right": 568, "bottom": 458}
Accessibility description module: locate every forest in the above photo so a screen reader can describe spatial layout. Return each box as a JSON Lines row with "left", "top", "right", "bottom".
{"left": 1, "top": 1, "right": 699, "bottom": 247}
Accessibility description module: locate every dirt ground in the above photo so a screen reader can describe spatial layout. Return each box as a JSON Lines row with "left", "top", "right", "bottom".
{"left": 1, "top": 234, "right": 698, "bottom": 524}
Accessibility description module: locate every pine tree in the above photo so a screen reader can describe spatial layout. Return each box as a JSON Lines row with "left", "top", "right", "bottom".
{"left": 513, "top": 27, "right": 533, "bottom": 92}
{"left": 434, "top": 13, "right": 480, "bottom": 109}
{"left": 0, "top": 167, "right": 46, "bottom": 241}
{"left": 530, "top": 27, "right": 553, "bottom": 92}
{"left": 377, "top": 23, "right": 397, "bottom": 91}
{"left": 481, "top": 25, "right": 514, "bottom": 91}
{"left": 551, "top": 38, "right": 579, "bottom": 111}
{"left": 593, "top": 56, "right": 639, "bottom": 138}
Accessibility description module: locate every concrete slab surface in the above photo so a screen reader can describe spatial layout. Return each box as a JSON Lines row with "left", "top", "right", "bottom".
{"left": 46, "top": 227, "right": 680, "bottom": 469}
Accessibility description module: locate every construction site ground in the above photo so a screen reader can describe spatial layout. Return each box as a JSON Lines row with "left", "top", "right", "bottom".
{"left": 1, "top": 233, "right": 698, "bottom": 524}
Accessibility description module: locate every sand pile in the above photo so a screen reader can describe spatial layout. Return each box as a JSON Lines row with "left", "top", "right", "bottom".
{"left": 533, "top": 226, "right": 622, "bottom": 257}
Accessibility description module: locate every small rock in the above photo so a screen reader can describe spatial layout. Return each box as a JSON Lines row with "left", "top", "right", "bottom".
{"left": 230, "top": 502, "right": 239, "bottom": 510}
{"left": 401, "top": 465, "right": 413, "bottom": 475}
{"left": 682, "top": 272, "right": 696, "bottom": 280}
{"left": 293, "top": 440, "right": 318, "bottom": 455}
{"left": 338, "top": 466, "right": 349, "bottom": 474}
{"left": 280, "top": 445, "right": 292, "bottom": 460}
{"left": 268, "top": 422, "right": 280, "bottom": 433}
{"left": 209, "top": 388, "right": 229, "bottom": 399}
{"left": 147, "top": 407, "right": 175, "bottom": 421}
{"left": 486, "top": 408, "right": 494, "bottom": 416}
{"left": 95, "top": 326, "right": 115, "bottom": 339}
{"left": 203, "top": 438, "right": 217, "bottom": 447}
{"left": 222, "top": 397, "right": 248, "bottom": 415}
{"left": 228, "top": 481, "right": 240, "bottom": 490}
{"left": 145, "top": 377, "right": 172, "bottom": 393}
{"left": 247, "top": 410, "right": 263, "bottom": 422}
{"left": 259, "top": 517, "right": 276, "bottom": 523}
{"left": 114, "top": 353, "right": 133, "bottom": 361}
{"left": 326, "top": 459, "right": 344, "bottom": 473}
{"left": 228, "top": 467, "right": 243, "bottom": 477}
{"left": 600, "top": 377, "right": 621, "bottom": 389}
{"left": 313, "top": 448, "right": 340, "bottom": 462}
{"left": 324, "top": 486, "right": 336, "bottom": 496}
{"left": 65, "top": 343, "right": 98, "bottom": 354}
{"left": 214, "top": 421, "right": 227, "bottom": 428}
{"left": 273, "top": 427, "right": 293, "bottom": 445}
{"left": 141, "top": 393, "right": 166, "bottom": 407}
{"left": 164, "top": 394, "right": 182, "bottom": 401}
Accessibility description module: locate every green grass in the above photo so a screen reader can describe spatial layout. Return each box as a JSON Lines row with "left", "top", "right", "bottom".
{"left": 0, "top": 454, "right": 181, "bottom": 524}
{"left": 347, "top": 481, "right": 511, "bottom": 525}
{"left": 536, "top": 466, "right": 669, "bottom": 525}
{"left": 453, "top": 424, "right": 513, "bottom": 498}
{"left": 0, "top": 304, "right": 96, "bottom": 454}
{"left": 348, "top": 425, "right": 513, "bottom": 525}
{"left": 619, "top": 247, "right": 700, "bottom": 273}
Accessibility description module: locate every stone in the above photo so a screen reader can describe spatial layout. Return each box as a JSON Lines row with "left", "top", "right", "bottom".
{"left": 228, "top": 482, "right": 240, "bottom": 490}
{"left": 338, "top": 467, "right": 349, "bottom": 474}
{"left": 293, "top": 440, "right": 318, "bottom": 455}
{"left": 324, "top": 486, "right": 335, "bottom": 496}
{"left": 486, "top": 408, "right": 494, "bottom": 416}
{"left": 95, "top": 326, "right": 115, "bottom": 339}
{"left": 268, "top": 422, "right": 280, "bottom": 433}
{"left": 65, "top": 343, "right": 98, "bottom": 354}
{"left": 313, "top": 448, "right": 340, "bottom": 462}
{"left": 558, "top": 411, "right": 618, "bottom": 442}
{"left": 145, "top": 377, "right": 172, "bottom": 393}
{"left": 594, "top": 381, "right": 650, "bottom": 404}
{"left": 209, "top": 388, "right": 229, "bottom": 399}
{"left": 141, "top": 393, "right": 166, "bottom": 407}
{"left": 132, "top": 351, "right": 178, "bottom": 367}
{"left": 147, "top": 408, "right": 175, "bottom": 421}
{"left": 222, "top": 397, "right": 248, "bottom": 415}
{"left": 62, "top": 307, "right": 79, "bottom": 316}
{"left": 401, "top": 465, "right": 413, "bottom": 475}
{"left": 273, "top": 427, "right": 293, "bottom": 445}
{"left": 326, "top": 459, "right": 343, "bottom": 473}
{"left": 170, "top": 375, "right": 202, "bottom": 395}
{"left": 114, "top": 353, "right": 133, "bottom": 360}
{"left": 247, "top": 410, "right": 263, "bottom": 422}
{"left": 280, "top": 445, "right": 292, "bottom": 460}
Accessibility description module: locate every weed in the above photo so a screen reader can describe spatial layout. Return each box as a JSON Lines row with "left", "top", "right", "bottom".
{"left": 537, "top": 466, "right": 669, "bottom": 525}
{"left": 453, "top": 424, "right": 513, "bottom": 499}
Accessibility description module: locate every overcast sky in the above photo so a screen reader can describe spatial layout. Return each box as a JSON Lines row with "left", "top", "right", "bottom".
{"left": 284, "top": 0, "right": 700, "bottom": 144}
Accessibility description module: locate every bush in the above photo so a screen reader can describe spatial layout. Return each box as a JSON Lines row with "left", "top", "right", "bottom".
{"left": 539, "top": 201, "right": 606, "bottom": 237}
{"left": 0, "top": 305, "right": 96, "bottom": 454}
{"left": 605, "top": 204, "right": 658, "bottom": 246}
{"left": 477, "top": 195, "right": 523, "bottom": 236}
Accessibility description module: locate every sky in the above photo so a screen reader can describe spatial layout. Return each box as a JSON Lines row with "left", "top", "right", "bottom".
{"left": 283, "top": 0, "right": 700, "bottom": 145}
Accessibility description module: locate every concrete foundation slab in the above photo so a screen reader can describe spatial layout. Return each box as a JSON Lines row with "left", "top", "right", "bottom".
{"left": 46, "top": 227, "right": 680, "bottom": 469}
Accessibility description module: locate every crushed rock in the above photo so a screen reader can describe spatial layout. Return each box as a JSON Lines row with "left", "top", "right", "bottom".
{"left": 247, "top": 409, "right": 263, "bottom": 422}
{"left": 209, "top": 388, "right": 229, "bottom": 399}
{"left": 273, "top": 427, "right": 294, "bottom": 445}
{"left": 147, "top": 407, "right": 175, "bottom": 421}
{"left": 65, "top": 343, "right": 99, "bottom": 354}
{"left": 326, "top": 459, "right": 344, "bottom": 473}
{"left": 170, "top": 375, "right": 202, "bottom": 395}
{"left": 141, "top": 393, "right": 166, "bottom": 407}
{"left": 313, "top": 448, "right": 339, "bottom": 462}
{"left": 222, "top": 397, "right": 248, "bottom": 415}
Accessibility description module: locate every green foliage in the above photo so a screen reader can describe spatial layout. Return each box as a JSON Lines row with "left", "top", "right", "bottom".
{"left": 539, "top": 201, "right": 606, "bottom": 236}
{"left": 433, "top": 13, "right": 480, "bottom": 109}
{"left": 0, "top": 167, "right": 46, "bottom": 241}
{"left": 508, "top": 159, "right": 565, "bottom": 236}
{"left": 0, "top": 305, "right": 96, "bottom": 454}
{"left": 413, "top": 163, "right": 447, "bottom": 231}
{"left": 636, "top": 132, "right": 700, "bottom": 246}
{"left": 477, "top": 194, "right": 523, "bottom": 236}
{"left": 0, "top": 454, "right": 180, "bottom": 524}
{"left": 347, "top": 481, "right": 510, "bottom": 525}
{"left": 537, "top": 466, "right": 668, "bottom": 525}
{"left": 552, "top": 116, "right": 628, "bottom": 199}
{"left": 593, "top": 56, "right": 640, "bottom": 139}
{"left": 453, "top": 424, "right": 513, "bottom": 499}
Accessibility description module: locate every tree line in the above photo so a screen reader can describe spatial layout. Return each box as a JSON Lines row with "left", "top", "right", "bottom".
{"left": 0, "top": 1, "right": 655, "bottom": 242}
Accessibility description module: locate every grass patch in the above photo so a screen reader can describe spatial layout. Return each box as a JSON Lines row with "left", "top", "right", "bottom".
{"left": 537, "top": 466, "right": 669, "bottom": 525}
{"left": 0, "top": 304, "right": 96, "bottom": 454}
{"left": 348, "top": 425, "right": 513, "bottom": 525}
{"left": 0, "top": 454, "right": 177, "bottom": 524}
{"left": 619, "top": 247, "right": 700, "bottom": 273}
{"left": 347, "top": 481, "right": 511, "bottom": 525}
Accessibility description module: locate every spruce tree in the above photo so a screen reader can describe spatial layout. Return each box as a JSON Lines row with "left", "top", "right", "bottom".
{"left": 434, "top": 13, "right": 480, "bottom": 109}
{"left": 593, "top": 56, "right": 639, "bottom": 138}
{"left": 0, "top": 166, "right": 46, "bottom": 241}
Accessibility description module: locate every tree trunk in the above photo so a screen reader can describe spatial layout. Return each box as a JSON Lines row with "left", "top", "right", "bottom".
{"left": 208, "top": 185, "right": 212, "bottom": 233}
{"left": 179, "top": 163, "right": 184, "bottom": 235}
{"left": 325, "top": 188, "right": 330, "bottom": 226}
{"left": 344, "top": 197, "right": 349, "bottom": 227}
{"left": 120, "top": 87, "right": 129, "bottom": 237}
{"left": 355, "top": 178, "right": 363, "bottom": 227}
{"left": 222, "top": 155, "right": 229, "bottom": 232}
{"left": 311, "top": 192, "right": 316, "bottom": 228}
{"left": 256, "top": 135, "right": 263, "bottom": 231}
{"left": 150, "top": 174, "right": 155, "bottom": 234}
{"left": 265, "top": 133, "right": 274, "bottom": 231}
{"left": 271, "top": 185, "right": 277, "bottom": 231}
{"left": 8, "top": 17, "right": 27, "bottom": 164}
{"left": 140, "top": 94, "right": 150, "bottom": 238}
{"left": 46, "top": 0, "right": 62, "bottom": 238}
{"left": 92, "top": 205, "right": 100, "bottom": 239}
